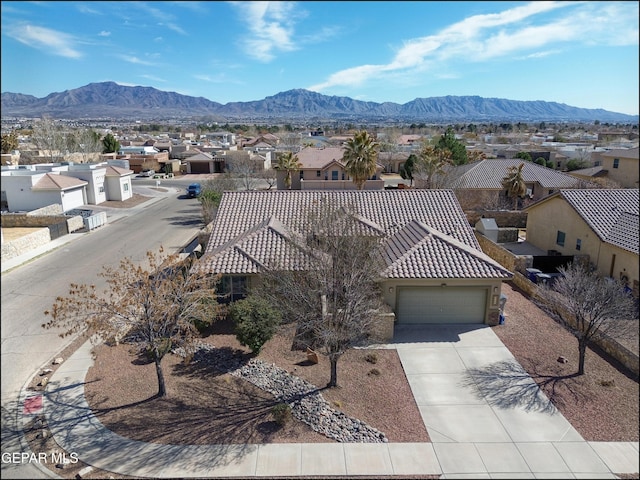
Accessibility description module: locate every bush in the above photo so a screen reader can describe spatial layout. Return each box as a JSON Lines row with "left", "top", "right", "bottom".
{"left": 364, "top": 352, "right": 378, "bottom": 364}
{"left": 229, "top": 295, "right": 281, "bottom": 353}
{"left": 271, "top": 403, "right": 292, "bottom": 426}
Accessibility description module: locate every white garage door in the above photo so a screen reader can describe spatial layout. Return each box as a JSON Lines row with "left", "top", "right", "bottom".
{"left": 396, "top": 287, "right": 487, "bottom": 324}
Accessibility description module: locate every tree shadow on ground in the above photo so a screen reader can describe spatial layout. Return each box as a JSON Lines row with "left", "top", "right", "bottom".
{"left": 461, "top": 360, "right": 589, "bottom": 413}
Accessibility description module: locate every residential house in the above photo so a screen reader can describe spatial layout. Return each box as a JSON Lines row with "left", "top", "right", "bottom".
{"left": 524, "top": 189, "right": 639, "bottom": 297}
{"left": 592, "top": 147, "right": 639, "bottom": 188}
{"left": 193, "top": 190, "right": 513, "bottom": 334}
{"left": 116, "top": 145, "right": 168, "bottom": 173}
{"left": 445, "top": 159, "right": 586, "bottom": 211}
{"left": 1, "top": 170, "right": 87, "bottom": 212}
{"left": 103, "top": 165, "right": 134, "bottom": 201}
{"left": 276, "top": 146, "right": 384, "bottom": 190}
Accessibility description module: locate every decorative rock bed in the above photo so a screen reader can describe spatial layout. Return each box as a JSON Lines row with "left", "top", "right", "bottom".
{"left": 174, "top": 342, "right": 388, "bottom": 443}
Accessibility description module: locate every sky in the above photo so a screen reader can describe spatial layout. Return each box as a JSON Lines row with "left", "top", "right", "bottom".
{"left": 1, "top": 1, "right": 639, "bottom": 115}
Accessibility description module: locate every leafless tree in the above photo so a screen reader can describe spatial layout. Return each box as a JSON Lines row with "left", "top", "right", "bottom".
{"left": 536, "top": 262, "right": 638, "bottom": 375}
{"left": 43, "top": 248, "right": 221, "bottom": 398}
{"left": 254, "top": 201, "right": 385, "bottom": 388}
{"left": 226, "top": 155, "right": 262, "bottom": 191}
{"left": 259, "top": 167, "right": 278, "bottom": 190}
{"left": 29, "top": 116, "right": 68, "bottom": 163}
{"left": 68, "top": 128, "right": 103, "bottom": 163}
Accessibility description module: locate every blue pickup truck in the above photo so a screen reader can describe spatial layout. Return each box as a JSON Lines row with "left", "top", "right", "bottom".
{"left": 186, "top": 183, "right": 201, "bottom": 198}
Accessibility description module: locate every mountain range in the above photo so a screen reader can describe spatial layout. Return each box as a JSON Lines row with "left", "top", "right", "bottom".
{"left": 1, "top": 81, "right": 637, "bottom": 123}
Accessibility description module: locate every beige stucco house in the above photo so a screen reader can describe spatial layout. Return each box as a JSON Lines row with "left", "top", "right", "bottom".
{"left": 524, "top": 189, "right": 639, "bottom": 297}
{"left": 276, "top": 147, "right": 385, "bottom": 190}
{"left": 193, "top": 190, "right": 513, "bottom": 337}
{"left": 593, "top": 147, "right": 639, "bottom": 188}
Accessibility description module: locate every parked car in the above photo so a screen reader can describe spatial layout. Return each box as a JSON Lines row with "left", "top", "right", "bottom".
{"left": 187, "top": 183, "right": 201, "bottom": 198}
{"left": 140, "top": 169, "right": 155, "bottom": 177}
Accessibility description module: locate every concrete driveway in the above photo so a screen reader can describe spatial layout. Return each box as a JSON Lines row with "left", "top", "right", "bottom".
{"left": 386, "top": 324, "right": 638, "bottom": 478}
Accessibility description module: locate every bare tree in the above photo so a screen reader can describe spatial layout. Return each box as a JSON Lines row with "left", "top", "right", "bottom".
{"left": 226, "top": 154, "right": 262, "bottom": 191}
{"left": 259, "top": 167, "right": 278, "bottom": 190}
{"left": 255, "top": 202, "right": 385, "bottom": 388}
{"left": 537, "top": 262, "right": 638, "bottom": 375}
{"left": 68, "top": 128, "right": 103, "bottom": 163}
{"left": 199, "top": 173, "right": 238, "bottom": 225}
{"left": 43, "top": 248, "right": 221, "bottom": 398}
{"left": 29, "top": 116, "right": 68, "bottom": 163}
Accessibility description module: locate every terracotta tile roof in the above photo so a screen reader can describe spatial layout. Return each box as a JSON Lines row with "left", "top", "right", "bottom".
{"left": 382, "top": 220, "right": 512, "bottom": 279}
{"left": 31, "top": 173, "right": 87, "bottom": 190}
{"left": 448, "top": 159, "right": 583, "bottom": 189}
{"left": 560, "top": 189, "right": 639, "bottom": 254}
{"left": 196, "top": 190, "right": 512, "bottom": 280}
{"left": 296, "top": 147, "right": 346, "bottom": 169}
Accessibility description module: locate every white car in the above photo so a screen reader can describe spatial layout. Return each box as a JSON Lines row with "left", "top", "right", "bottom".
{"left": 140, "top": 169, "right": 155, "bottom": 177}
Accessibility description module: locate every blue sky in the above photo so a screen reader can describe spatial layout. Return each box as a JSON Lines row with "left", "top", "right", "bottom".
{"left": 1, "top": 1, "right": 638, "bottom": 115}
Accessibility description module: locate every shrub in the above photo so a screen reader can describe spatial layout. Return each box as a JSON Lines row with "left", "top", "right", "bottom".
{"left": 229, "top": 295, "right": 281, "bottom": 353}
{"left": 364, "top": 352, "right": 378, "bottom": 364}
{"left": 271, "top": 403, "right": 292, "bottom": 426}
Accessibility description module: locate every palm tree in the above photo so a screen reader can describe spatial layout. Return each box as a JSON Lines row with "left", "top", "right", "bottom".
{"left": 342, "top": 130, "right": 379, "bottom": 190}
{"left": 275, "top": 151, "right": 301, "bottom": 189}
{"left": 501, "top": 163, "right": 527, "bottom": 210}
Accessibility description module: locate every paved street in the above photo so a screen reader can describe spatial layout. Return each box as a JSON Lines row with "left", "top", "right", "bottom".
{"left": 1, "top": 186, "right": 204, "bottom": 479}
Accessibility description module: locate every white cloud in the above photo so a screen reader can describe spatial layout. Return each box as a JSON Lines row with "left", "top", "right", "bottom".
{"left": 114, "top": 54, "right": 157, "bottom": 66}
{"left": 309, "top": 1, "right": 639, "bottom": 93}
{"left": 229, "top": 1, "right": 301, "bottom": 62}
{"left": 5, "top": 24, "right": 82, "bottom": 58}
{"left": 98, "top": 31, "right": 111, "bottom": 37}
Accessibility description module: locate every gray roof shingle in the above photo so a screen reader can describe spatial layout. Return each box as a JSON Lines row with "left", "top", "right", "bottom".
{"left": 196, "top": 190, "right": 512, "bottom": 280}
{"left": 448, "top": 159, "right": 583, "bottom": 189}
{"left": 559, "top": 189, "right": 639, "bottom": 254}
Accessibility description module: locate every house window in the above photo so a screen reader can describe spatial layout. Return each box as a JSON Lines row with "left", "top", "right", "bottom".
{"left": 342, "top": 172, "right": 345, "bottom": 180}
{"left": 99, "top": 186, "right": 105, "bottom": 193}
{"left": 217, "top": 275, "right": 248, "bottom": 304}
{"left": 332, "top": 170, "right": 339, "bottom": 180}
{"left": 316, "top": 170, "right": 321, "bottom": 177}
{"left": 613, "top": 158, "right": 619, "bottom": 168}
{"left": 556, "top": 231, "right": 566, "bottom": 247}
{"left": 123, "top": 183, "right": 129, "bottom": 191}
{"left": 576, "top": 238, "right": 582, "bottom": 251}
{"left": 299, "top": 171, "right": 304, "bottom": 179}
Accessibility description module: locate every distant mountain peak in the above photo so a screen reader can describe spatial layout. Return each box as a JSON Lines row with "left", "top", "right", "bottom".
{"left": 1, "top": 82, "right": 637, "bottom": 122}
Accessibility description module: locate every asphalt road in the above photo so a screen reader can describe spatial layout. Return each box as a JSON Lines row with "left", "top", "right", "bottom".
{"left": 1, "top": 186, "right": 205, "bottom": 478}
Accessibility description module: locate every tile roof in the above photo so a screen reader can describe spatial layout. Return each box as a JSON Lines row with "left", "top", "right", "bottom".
{"left": 448, "top": 159, "right": 583, "bottom": 189}
{"left": 196, "top": 190, "right": 512, "bottom": 280}
{"left": 382, "top": 220, "right": 512, "bottom": 279}
{"left": 105, "top": 165, "right": 133, "bottom": 176}
{"left": 31, "top": 173, "right": 87, "bottom": 190}
{"left": 560, "top": 189, "right": 639, "bottom": 254}
{"left": 296, "top": 147, "right": 347, "bottom": 169}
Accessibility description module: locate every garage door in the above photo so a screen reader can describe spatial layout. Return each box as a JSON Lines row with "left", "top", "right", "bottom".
{"left": 189, "top": 162, "right": 211, "bottom": 174}
{"left": 396, "top": 287, "right": 487, "bottom": 324}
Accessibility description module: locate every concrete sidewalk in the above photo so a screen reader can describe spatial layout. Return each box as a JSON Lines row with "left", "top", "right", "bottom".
{"left": 35, "top": 325, "right": 639, "bottom": 479}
